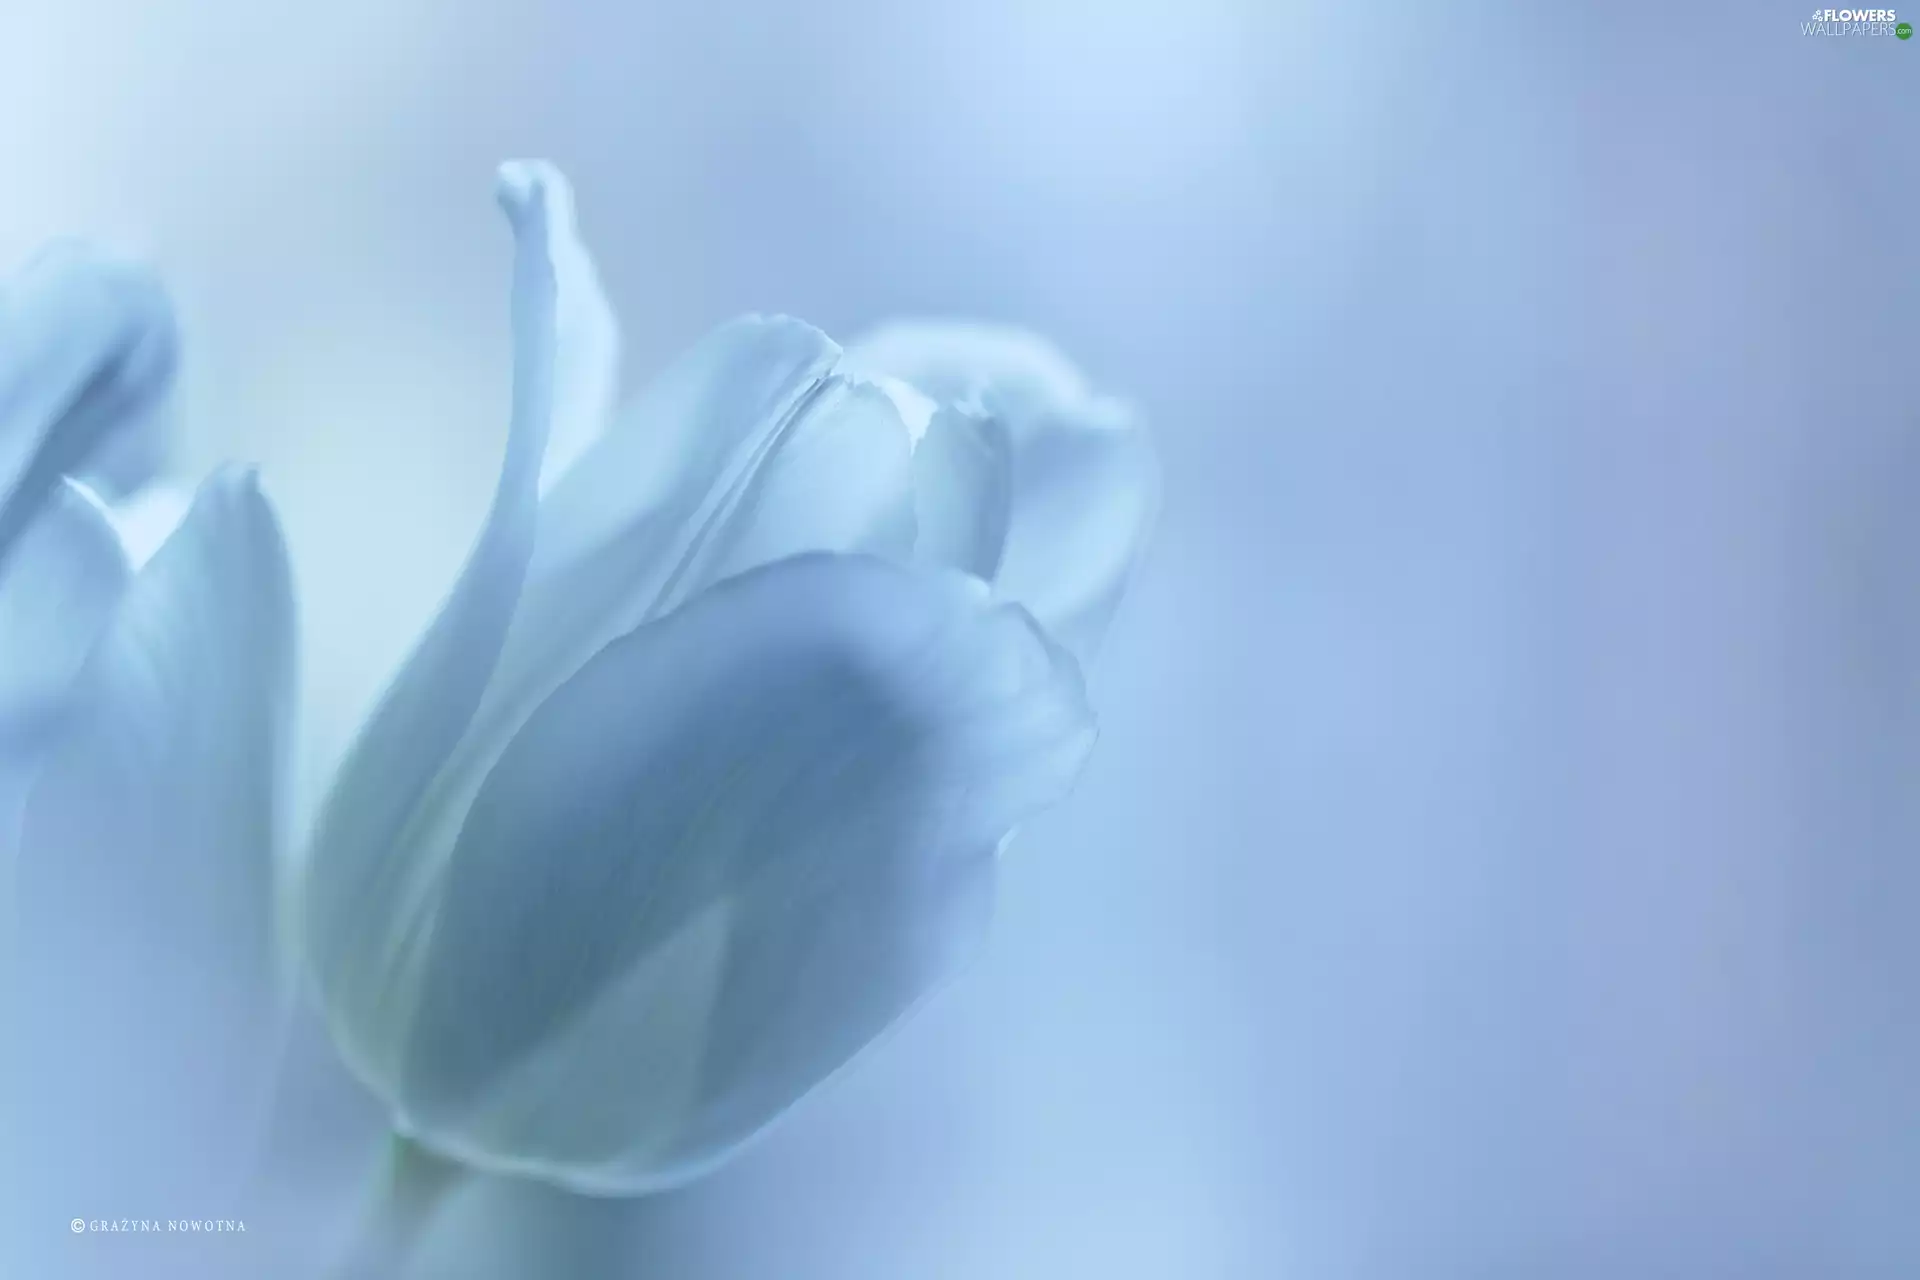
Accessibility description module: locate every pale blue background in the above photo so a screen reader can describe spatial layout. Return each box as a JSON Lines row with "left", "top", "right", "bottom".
{"left": 2, "top": 1, "right": 1916, "bottom": 1276}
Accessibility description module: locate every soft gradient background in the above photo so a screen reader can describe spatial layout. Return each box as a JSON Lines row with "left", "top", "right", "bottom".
{"left": 3, "top": 1, "right": 1917, "bottom": 1276}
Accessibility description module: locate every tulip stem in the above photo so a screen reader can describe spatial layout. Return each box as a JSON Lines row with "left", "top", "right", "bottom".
{"left": 329, "top": 1133, "right": 466, "bottom": 1279}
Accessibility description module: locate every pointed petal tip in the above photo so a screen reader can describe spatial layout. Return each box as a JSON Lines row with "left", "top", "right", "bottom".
{"left": 495, "top": 160, "right": 576, "bottom": 233}
{"left": 210, "top": 459, "right": 260, "bottom": 487}
{"left": 172, "top": 466, "right": 292, "bottom": 572}
{"left": 494, "top": 159, "right": 548, "bottom": 205}
{"left": 196, "top": 462, "right": 267, "bottom": 509}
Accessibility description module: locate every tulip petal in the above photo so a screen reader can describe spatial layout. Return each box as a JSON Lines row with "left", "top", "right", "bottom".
{"left": 0, "top": 479, "right": 128, "bottom": 748}
{"left": 848, "top": 318, "right": 1097, "bottom": 423}
{"left": 0, "top": 244, "right": 179, "bottom": 564}
{"left": 394, "top": 553, "right": 1095, "bottom": 1193}
{"left": 849, "top": 321, "right": 1160, "bottom": 664}
{"left": 10, "top": 466, "right": 296, "bottom": 1206}
{"left": 993, "top": 397, "right": 1159, "bottom": 664}
{"left": 910, "top": 404, "right": 1014, "bottom": 580}
{"left": 670, "top": 370, "right": 917, "bottom": 600}
{"left": 865, "top": 372, "right": 938, "bottom": 446}
{"left": 514, "top": 317, "right": 913, "bottom": 709}
{"left": 362, "top": 320, "right": 919, "bottom": 1011}
{"left": 305, "top": 161, "right": 561, "bottom": 1082}
{"left": 535, "top": 168, "right": 621, "bottom": 496}
{"left": 530, "top": 315, "right": 915, "bottom": 601}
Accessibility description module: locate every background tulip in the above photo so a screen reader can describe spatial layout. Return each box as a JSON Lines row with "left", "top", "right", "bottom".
{"left": 0, "top": 248, "right": 302, "bottom": 1279}
{"left": 4, "top": 467, "right": 299, "bottom": 1278}
{"left": 0, "top": 248, "right": 180, "bottom": 753}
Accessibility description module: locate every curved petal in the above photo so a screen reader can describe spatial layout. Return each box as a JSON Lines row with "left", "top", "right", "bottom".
{"left": 0, "top": 479, "right": 128, "bottom": 749}
{"left": 304, "top": 160, "right": 562, "bottom": 1085}
{"left": 849, "top": 321, "right": 1160, "bottom": 664}
{"left": 393, "top": 553, "right": 1095, "bottom": 1193}
{"left": 671, "top": 370, "right": 915, "bottom": 599}
{"left": 531, "top": 316, "right": 915, "bottom": 602}
{"left": 536, "top": 167, "right": 621, "bottom": 496}
{"left": 854, "top": 369, "right": 1014, "bottom": 579}
{"left": 910, "top": 404, "right": 1014, "bottom": 580}
{"left": 992, "top": 399, "right": 1159, "bottom": 664}
{"left": 0, "top": 244, "right": 179, "bottom": 563}
{"left": 847, "top": 319, "right": 1098, "bottom": 423}
{"left": 349, "top": 320, "right": 920, "bottom": 1038}
{"left": 10, "top": 465, "right": 296, "bottom": 1210}
{"left": 865, "top": 372, "right": 937, "bottom": 446}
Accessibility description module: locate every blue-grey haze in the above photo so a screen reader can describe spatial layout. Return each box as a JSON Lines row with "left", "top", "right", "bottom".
{"left": 1, "top": 0, "right": 1915, "bottom": 1276}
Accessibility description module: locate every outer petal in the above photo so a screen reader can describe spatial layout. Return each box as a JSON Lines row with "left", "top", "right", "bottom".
{"left": 848, "top": 321, "right": 1160, "bottom": 664}
{"left": 392, "top": 553, "right": 1096, "bottom": 1193}
{"left": 304, "top": 161, "right": 561, "bottom": 1085}
{"left": 0, "top": 244, "right": 178, "bottom": 563}
{"left": 0, "top": 479, "right": 128, "bottom": 749}
{"left": 535, "top": 167, "right": 621, "bottom": 496}
{"left": 9, "top": 466, "right": 296, "bottom": 1211}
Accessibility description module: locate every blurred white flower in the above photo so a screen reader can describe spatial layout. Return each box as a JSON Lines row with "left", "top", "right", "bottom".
{"left": 302, "top": 160, "right": 1156, "bottom": 1196}
{"left": 0, "top": 248, "right": 299, "bottom": 1272}
{"left": 0, "top": 246, "right": 182, "bottom": 753}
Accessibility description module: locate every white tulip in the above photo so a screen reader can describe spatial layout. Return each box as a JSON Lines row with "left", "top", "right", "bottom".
{"left": 302, "top": 160, "right": 1154, "bottom": 1198}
